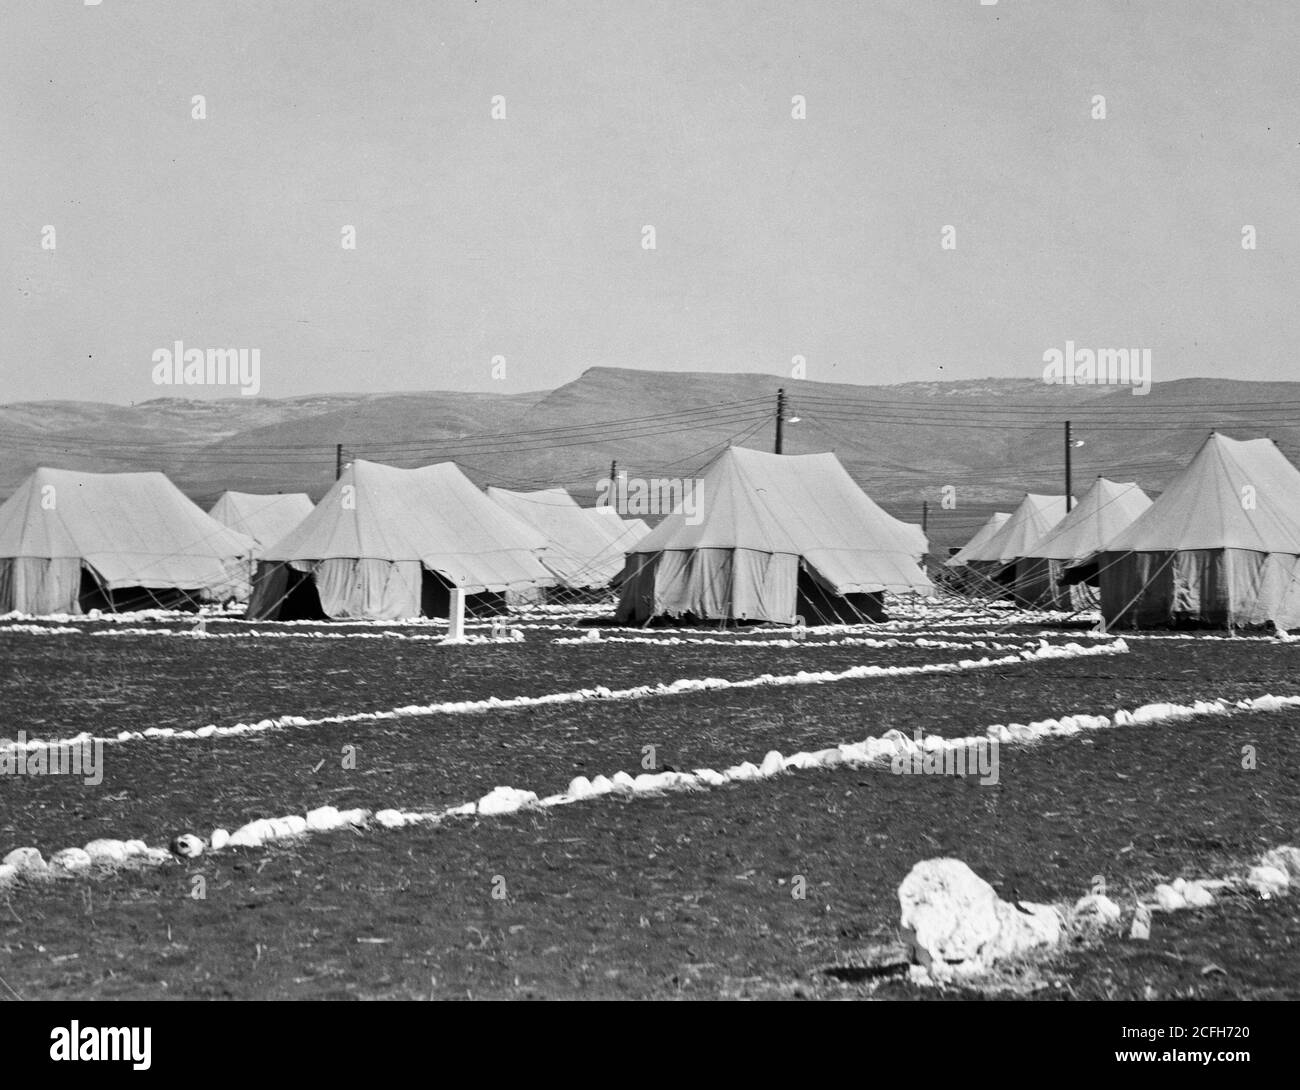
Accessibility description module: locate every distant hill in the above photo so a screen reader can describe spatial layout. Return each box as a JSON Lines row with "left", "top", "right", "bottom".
{"left": 4, "top": 368, "right": 1299, "bottom": 551}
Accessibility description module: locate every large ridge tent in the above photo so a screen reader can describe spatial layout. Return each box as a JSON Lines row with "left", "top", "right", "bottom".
{"left": 486, "top": 487, "right": 627, "bottom": 590}
{"left": 1024, "top": 478, "right": 1151, "bottom": 582}
{"left": 615, "top": 446, "right": 933, "bottom": 625}
{"left": 209, "top": 491, "right": 314, "bottom": 551}
{"left": 957, "top": 493, "right": 1074, "bottom": 607}
{"left": 0, "top": 467, "right": 255, "bottom": 614}
{"left": 945, "top": 512, "right": 1011, "bottom": 568}
{"left": 247, "top": 459, "right": 555, "bottom": 621}
{"left": 1091, "top": 433, "right": 1300, "bottom": 630}
{"left": 209, "top": 491, "right": 315, "bottom": 600}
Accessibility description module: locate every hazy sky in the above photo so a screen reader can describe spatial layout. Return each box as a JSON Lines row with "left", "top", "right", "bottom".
{"left": 4, "top": 0, "right": 1299, "bottom": 404}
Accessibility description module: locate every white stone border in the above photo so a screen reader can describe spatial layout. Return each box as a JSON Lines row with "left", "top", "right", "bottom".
{"left": 16, "top": 670, "right": 1300, "bottom": 897}
{"left": 0, "top": 639, "right": 1128, "bottom": 760}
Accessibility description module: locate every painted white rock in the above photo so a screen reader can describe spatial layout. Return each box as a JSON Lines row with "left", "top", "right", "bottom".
{"left": 84, "top": 839, "right": 131, "bottom": 864}
{"left": 0, "top": 863, "right": 17, "bottom": 886}
{"left": 228, "top": 819, "right": 274, "bottom": 848}
{"left": 610, "top": 771, "right": 636, "bottom": 793}
{"left": 2, "top": 847, "right": 46, "bottom": 874}
{"left": 305, "top": 806, "right": 343, "bottom": 832}
{"left": 337, "top": 809, "right": 369, "bottom": 826}
{"left": 692, "top": 768, "right": 727, "bottom": 787}
{"left": 632, "top": 772, "right": 671, "bottom": 794}
{"left": 1247, "top": 864, "right": 1289, "bottom": 899}
{"left": 566, "top": 776, "right": 593, "bottom": 799}
{"left": 1153, "top": 884, "right": 1186, "bottom": 912}
{"left": 1072, "top": 893, "right": 1122, "bottom": 928}
{"left": 209, "top": 829, "right": 230, "bottom": 851}
{"left": 373, "top": 809, "right": 406, "bottom": 829}
{"left": 759, "top": 751, "right": 785, "bottom": 777}
{"left": 898, "top": 859, "right": 1062, "bottom": 981}
{"left": 587, "top": 775, "right": 615, "bottom": 795}
{"left": 477, "top": 786, "right": 539, "bottom": 816}
{"left": 1129, "top": 904, "right": 1152, "bottom": 940}
{"left": 1182, "top": 881, "right": 1215, "bottom": 909}
{"left": 50, "top": 847, "right": 92, "bottom": 872}
{"left": 274, "top": 816, "right": 308, "bottom": 838}
{"left": 142, "top": 847, "right": 172, "bottom": 864}
{"left": 725, "top": 762, "right": 761, "bottom": 783}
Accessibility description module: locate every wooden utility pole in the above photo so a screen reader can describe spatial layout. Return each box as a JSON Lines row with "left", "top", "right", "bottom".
{"left": 335, "top": 443, "right": 343, "bottom": 481}
{"left": 1064, "top": 421, "right": 1073, "bottom": 511}
{"left": 775, "top": 388, "right": 786, "bottom": 454}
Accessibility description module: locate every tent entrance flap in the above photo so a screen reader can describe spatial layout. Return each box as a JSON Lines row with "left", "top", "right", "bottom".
{"left": 420, "top": 569, "right": 508, "bottom": 619}
{"left": 797, "top": 561, "right": 885, "bottom": 624}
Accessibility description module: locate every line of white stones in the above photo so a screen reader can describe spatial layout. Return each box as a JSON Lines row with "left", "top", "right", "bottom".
{"left": 551, "top": 633, "right": 1041, "bottom": 651}
{"left": 0, "top": 639, "right": 1128, "bottom": 760}
{"left": 6, "top": 678, "right": 1300, "bottom": 893}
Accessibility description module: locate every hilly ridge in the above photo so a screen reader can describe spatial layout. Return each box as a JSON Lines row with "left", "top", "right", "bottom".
{"left": 2, "top": 368, "right": 1298, "bottom": 550}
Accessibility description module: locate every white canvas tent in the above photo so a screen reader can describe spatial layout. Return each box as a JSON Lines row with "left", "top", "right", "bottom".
{"left": 486, "top": 487, "right": 627, "bottom": 590}
{"left": 1093, "top": 433, "right": 1300, "bottom": 630}
{"left": 957, "top": 493, "right": 1074, "bottom": 607}
{"left": 1024, "top": 478, "right": 1151, "bottom": 570}
{"left": 615, "top": 447, "right": 932, "bottom": 625}
{"left": 946, "top": 512, "right": 1010, "bottom": 567}
{"left": 209, "top": 491, "right": 314, "bottom": 551}
{"left": 0, "top": 467, "right": 255, "bottom": 614}
{"left": 247, "top": 459, "right": 554, "bottom": 621}
{"left": 209, "top": 491, "right": 315, "bottom": 601}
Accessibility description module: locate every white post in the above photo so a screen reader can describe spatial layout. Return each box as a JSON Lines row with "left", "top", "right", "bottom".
{"left": 447, "top": 587, "right": 466, "bottom": 641}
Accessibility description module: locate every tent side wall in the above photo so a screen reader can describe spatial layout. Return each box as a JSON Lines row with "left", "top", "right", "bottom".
{"left": 1099, "top": 548, "right": 1300, "bottom": 629}
{"left": 0, "top": 557, "right": 83, "bottom": 615}
{"left": 615, "top": 548, "right": 801, "bottom": 625}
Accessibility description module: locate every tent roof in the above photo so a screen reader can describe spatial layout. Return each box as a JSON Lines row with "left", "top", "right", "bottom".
{"left": 629, "top": 446, "right": 932, "bottom": 594}
{"left": 209, "top": 491, "right": 314, "bottom": 550}
{"left": 263, "top": 459, "right": 553, "bottom": 592}
{"left": 486, "top": 487, "right": 627, "bottom": 588}
{"left": 585, "top": 504, "right": 650, "bottom": 551}
{"left": 1021, "top": 478, "right": 1152, "bottom": 561}
{"left": 959, "top": 494, "right": 1073, "bottom": 563}
{"left": 1104, "top": 433, "right": 1300, "bottom": 554}
{"left": 0, "top": 467, "right": 254, "bottom": 589}
{"left": 946, "top": 512, "right": 1011, "bottom": 567}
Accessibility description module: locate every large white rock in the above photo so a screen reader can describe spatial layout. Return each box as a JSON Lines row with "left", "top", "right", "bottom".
{"left": 209, "top": 829, "right": 230, "bottom": 851}
{"left": 476, "top": 786, "right": 539, "bottom": 816}
{"left": 0, "top": 863, "right": 17, "bottom": 886}
{"left": 898, "top": 859, "right": 1062, "bottom": 981}
{"left": 2, "top": 847, "right": 46, "bottom": 874}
